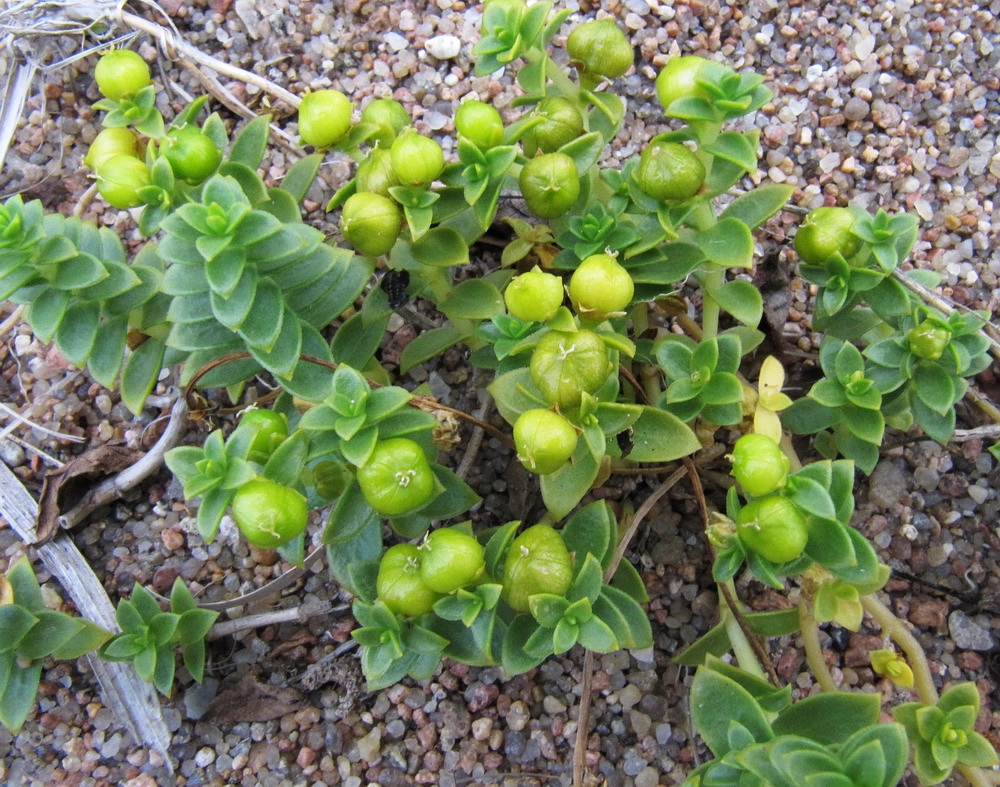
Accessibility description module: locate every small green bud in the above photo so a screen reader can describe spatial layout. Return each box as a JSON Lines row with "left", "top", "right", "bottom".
{"left": 455, "top": 100, "right": 505, "bottom": 149}
{"left": 504, "top": 266, "right": 564, "bottom": 323}
{"left": 519, "top": 153, "right": 581, "bottom": 219}
{"left": 568, "top": 253, "right": 634, "bottom": 320}
{"left": 566, "top": 19, "right": 634, "bottom": 80}
{"left": 514, "top": 409, "right": 578, "bottom": 474}
{"left": 298, "top": 89, "right": 353, "bottom": 148}
{"left": 636, "top": 141, "right": 705, "bottom": 202}
{"left": 361, "top": 98, "right": 411, "bottom": 147}
{"left": 340, "top": 192, "right": 403, "bottom": 257}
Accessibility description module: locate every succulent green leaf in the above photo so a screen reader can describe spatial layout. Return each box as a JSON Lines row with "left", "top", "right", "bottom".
{"left": 720, "top": 184, "right": 794, "bottom": 229}
{"left": 691, "top": 667, "right": 774, "bottom": 757}
{"left": 400, "top": 326, "right": 470, "bottom": 374}
{"left": 772, "top": 692, "right": 880, "bottom": 745}
{"left": 627, "top": 406, "right": 700, "bottom": 462}
{"left": 696, "top": 218, "right": 754, "bottom": 268}
{"left": 0, "top": 653, "right": 42, "bottom": 732}
{"left": 120, "top": 337, "right": 165, "bottom": 414}
{"left": 0, "top": 606, "right": 38, "bottom": 652}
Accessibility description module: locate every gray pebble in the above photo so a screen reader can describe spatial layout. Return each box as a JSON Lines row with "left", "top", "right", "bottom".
{"left": 868, "top": 461, "right": 909, "bottom": 508}
{"left": 844, "top": 96, "right": 870, "bottom": 121}
{"left": 949, "top": 610, "right": 995, "bottom": 652}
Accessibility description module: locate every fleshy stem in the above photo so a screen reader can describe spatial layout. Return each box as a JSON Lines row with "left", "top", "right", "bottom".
{"left": 798, "top": 598, "right": 838, "bottom": 693}
{"left": 860, "top": 594, "right": 937, "bottom": 703}
{"left": 720, "top": 582, "right": 767, "bottom": 681}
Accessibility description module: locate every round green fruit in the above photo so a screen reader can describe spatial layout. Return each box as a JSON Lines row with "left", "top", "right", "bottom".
{"left": 298, "top": 89, "right": 353, "bottom": 149}
{"left": 455, "top": 100, "right": 505, "bottom": 149}
{"left": 94, "top": 49, "right": 152, "bottom": 102}
{"left": 377, "top": 544, "right": 441, "bottom": 616}
{"left": 340, "top": 192, "right": 402, "bottom": 257}
{"left": 636, "top": 141, "right": 705, "bottom": 202}
{"left": 513, "top": 409, "right": 578, "bottom": 475}
{"left": 504, "top": 267, "right": 564, "bottom": 323}
{"left": 502, "top": 524, "right": 573, "bottom": 612}
{"left": 162, "top": 127, "right": 222, "bottom": 183}
{"left": 361, "top": 98, "right": 410, "bottom": 148}
{"left": 524, "top": 97, "right": 584, "bottom": 156}
{"left": 84, "top": 127, "right": 142, "bottom": 171}
{"left": 237, "top": 408, "right": 289, "bottom": 465}
{"left": 907, "top": 319, "right": 951, "bottom": 361}
{"left": 529, "top": 329, "right": 612, "bottom": 410}
{"left": 390, "top": 130, "right": 445, "bottom": 186}
{"left": 357, "top": 438, "right": 436, "bottom": 516}
{"left": 231, "top": 478, "right": 308, "bottom": 549}
{"left": 418, "top": 528, "right": 486, "bottom": 593}
{"left": 95, "top": 155, "right": 151, "bottom": 209}
{"left": 655, "top": 56, "right": 722, "bottom": 114}
{"left": 566, "top": 19, "right": 633, "bottom": 80}
{"left": 730, "top": 433, "right": 790, "bottom": 498}
{"left": 794, "top": 207, "right": 861, "bottom": 265}
{"left": 736, "top": 495, "right": 808, "bottom": 564}
{"left": 519, "top": 153, "right": 581, "bottom": 219}
{"left": 355, "top": 149, "right": 400, "bottom": 198}
{"left": 568, "top": 253, "right": 634, "bottom": 320}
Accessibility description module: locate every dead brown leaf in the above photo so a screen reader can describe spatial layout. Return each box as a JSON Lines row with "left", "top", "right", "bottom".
{"left": 206, "top": 673, "right": 304, "bottom": 725}
{"left": 36, "top": 445, "right": 141, "bottom": 543}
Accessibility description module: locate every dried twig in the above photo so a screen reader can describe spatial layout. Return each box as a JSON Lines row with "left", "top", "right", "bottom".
{"left": 57, "top": 396, "right": 188, "bottom": 532}
{"left": 0, "top": 459, "right": 173, "bottom": 770}
{"left": 573, "top": 465, "right": 688, "bottom": 787}
{"left": 207, "top": 600, "right": 344, "bottom": 641}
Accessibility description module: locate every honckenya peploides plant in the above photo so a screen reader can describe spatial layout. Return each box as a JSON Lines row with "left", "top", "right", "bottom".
{"left": 0, "top": 1, "right": 997, "bottom": 784}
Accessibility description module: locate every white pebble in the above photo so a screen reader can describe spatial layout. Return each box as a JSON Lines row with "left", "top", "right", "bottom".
{"left": 914, "top": 198, "right": 934, "bottom": 221}
{"left": 854, "top": 33, "right": 876, "bottom": 59}
{"left": 194, "top": 747, "right": 215, "bottom": 768}
{"left": 425, "top": 34, "right": 461, "bottom": 60}
{"left": 385, "top": 32, "right": 409, "bottom": 52}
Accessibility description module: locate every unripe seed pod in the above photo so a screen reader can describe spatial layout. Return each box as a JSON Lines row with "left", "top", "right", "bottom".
{"left": 736, "top": 495, "right": 808, "bottom": 564}
{"left": 418, "top": 528, "right": 486, "bottom": 593}
{"left": 94, "top": 50, "right": 152, "bottom": 101}
{"left": 529, "top": 329, "right": 612, "bottom": 409}
{"left": 95, "top": 154, "right": 151, "bottom": 209}
{"left": 519, "top": 153, "right": 581, "bottom": 219}
{"left": 730, "top": 433, "right": 790, "bottom": 498}
{"left": 907, "top": 320, "right": 951, "bottom": 361}
{"left": 377, "top": 544, "right": 441, "bottom": 616}
{"left": 524, "top": 97, "right": 584, "bottom": 156}
{"left": 566, "top": 19, "right": 634, "bottom": 80}
{"left": 636, "top": 141, "right": 705, "bottom": 202}
{"left": 357, "top": 438, "right": 436, "bottom": 516}
{"left": 298, "top": 89, "right": 353, "bottom": 149}
{"left": 361, "top": 98, "right": 411, "bottom": 148}
{"left": 341, "top": 192, "right": 403, "bottom": 257}
{"left": 84, "top": 127, "right": 142, "bottom": 171}
{"left": 390, "top": 130, "right": 445, "bottom": 186}
{"left": 655, "top": 56, "right": 717, "bottom": 114}
{"left": 504, "top": 267, "right": 564, "bottom": 323}
{"left": 162, "top": 127, "right": 222, "bottom": 183}
{"left": 355, "top": 149, "right": 400, "bottom": 198}
{"left": 514, "top": 409, "right": 578, "bottom": 475}
{"left": 568, "top": 253, "right": 634, "bottom": 320}
{"left": 794, "top": 207, "right": 862, "bottom": 265}
{"left": 231, "top": 478, "right": 308, "bottom": 549}
{"left": 455, "top": 100, "right": 505, "bottom": 149}
{"left": 502, "top": 524, "right": 573, "bottom": 612}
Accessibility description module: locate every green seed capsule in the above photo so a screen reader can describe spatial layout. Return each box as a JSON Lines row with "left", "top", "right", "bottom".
{"left": 361, "top": 98, "right": 411, "bottom": 147}
{"left": 519, "top": 153, "right": 581, "bottom": 220}
{"left": 390, "top": 130, "right": 445, "bottom": 186}
{"left": 502, "top": 524, "right": 573, "bottom": 613}
{"left": 513, "top": 409, "right": 578, "bottom": 475}
{"left": 566, "top": 19, "right": 634, "bottom": 80}
{"left": 231, "top": 478, "right": 308, "bottom": 549}
{"left": 504, "top": 267, "right": 564, "bottom": 323}
{"left": 377, "top": 544, "right": 442, "bottom": 616}
{"left": 340, "top": 192, "right": 402, "bottom": 257}
{"left": 523, "top": 97, "right": 584, "bottom": 156}
{"left": 84, "top": 127, "right": 142, "bottom": 171}
{"left": 736, "top": 495, "right": 808, "bottom": 564}
{"left": 529, "top": 329, "right": 612, "bottom": 410}
{"left": 162, "top": 127, "right": 222, "bottom": 183}
{"left": 455, "top": 100, "right": 505, "bottom": 149}
{"left": 298, "top": 89, "right": 353, "bottom": 149}
{"left": 794, "top": 207, "right": 862, "bottom": 265}
{"left": 907, "top": 320, "right": 951, "bottom": 360}
{"left": 95, "top": 155, "right": 151, "bottom": 209}
{"left": 568, "top": 253, "right": 634, "bottom": 320}
{"left": 418, "top": 528, "right": 486, "bottom": 593}
{"left": 730, "top": 433, "right": 790, "bottom": 498}
{"left": 94, "top": 50, "right": 152, "bottom": 102}
{"left": 357, "top": 438, "right": 436, "bottom": 516}
{"left": 636, "top": 141, "right": 705, "bottom": 202}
